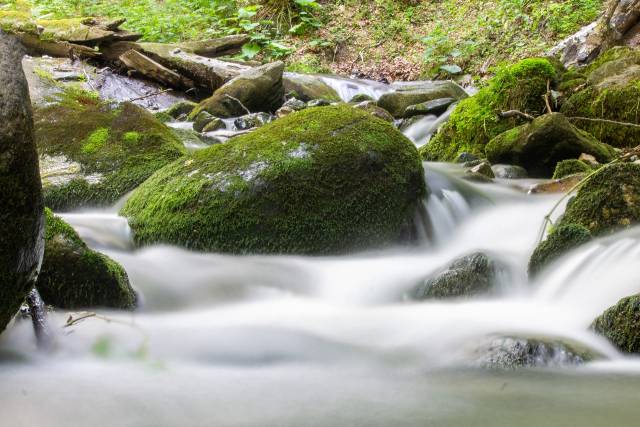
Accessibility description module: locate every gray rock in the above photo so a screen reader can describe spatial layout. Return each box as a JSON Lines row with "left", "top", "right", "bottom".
{"left": 404, "top": 97, "right": 456, "bottom": 117}
{"left": 234, "top": 112, "right": 273, "bottom": 130}
{"left": 354, "top": 101, "right": 394, "bottom": 122}
{"left": 283, "top": 72, "right": 341, "bottom": 102}
{"left": 378, "top": 81, "right": 467, "bottom": 118}
{"left": 282, "top": 97, "right": 307, "bottom": 111}
{"left": 492, "top": 164, "right": 528, "bottom": 179}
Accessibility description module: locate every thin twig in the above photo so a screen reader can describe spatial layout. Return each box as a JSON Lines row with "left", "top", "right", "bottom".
{"left": 126, "top": 88, "right": 173, "bottom": 103}
{"left": 543, "top": 79, "right": 553, "bottom": 114}
{"left": 498, "top": 110, "right": 535, "bottom": 121}
{"left": 568, "top": 116, "right": 640, "bottom": 128}
{"left": 224, "top": 94, "right": 251, "bottom": 115}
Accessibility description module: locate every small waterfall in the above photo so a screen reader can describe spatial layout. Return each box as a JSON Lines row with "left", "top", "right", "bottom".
{"left": 401, "top": 104, "right": 456, "bottom": 146}
{"left": 318, "top": 74, "right": 392, "bottom": 101}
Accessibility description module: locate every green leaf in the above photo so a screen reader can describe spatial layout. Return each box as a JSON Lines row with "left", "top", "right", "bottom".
{"left": 440, "top": 64, "right": 463, "bottom": 75}
{"left": 241, "top": 42, "right": 262, "bottom": 59}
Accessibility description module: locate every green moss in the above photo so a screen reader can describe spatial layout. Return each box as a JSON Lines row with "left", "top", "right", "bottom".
{"left": 121, "top": 105, "right": 426, "bottom": 255}
{"left": 422, "top": 58, "right": 559, "bottom": 161}
{"left": 558, "top": 163, "right": 640, "bottom": 236}
{"left": 592, "top": 294, "right": 640, "bottom": 354}
{"left": 37, "top": 209, "right": 136, "bottom": 310}
{"left": 165, "top": 100, "right": 197, "bottom": 119}
{"left": 528, "top": 224, "right": 592, "bottom": 277}
{"left": 485, "top": 113, "right": 615, "bottom": 177}
{"left": 154, "top": 111, "right": 173, "bottom": 123}
{"left": 36, "top": 87, "right": 186, "bottom": 211}
{"left": 81, "top": 127, "right": 109, "bottom": 154}
{"left": 560, "top": 47, "right": 640, "bottom": 148}
{"left": 553, "top": 159, "right": 592, "bottom": 179}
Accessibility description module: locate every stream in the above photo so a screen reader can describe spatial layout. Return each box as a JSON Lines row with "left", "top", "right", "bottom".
{"left": 3, "top": 72, "right": 640, "bottom": 426}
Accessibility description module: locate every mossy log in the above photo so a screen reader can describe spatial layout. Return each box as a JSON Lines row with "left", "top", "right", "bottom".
{"left": 119, "top": 49, "right": 195, "bottom": 89}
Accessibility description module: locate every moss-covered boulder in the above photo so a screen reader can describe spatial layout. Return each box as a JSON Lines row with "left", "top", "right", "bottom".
{"left": 191, "top": 62, "right": 285, "bottom": 118}
{"left": 413, "top": 253, "right": 502, "bottom": 300}
{"left": 283, "top": 73, "right": 340, "bottom": 102}
{"left": 592, "top": 294, "right": 640, "bottom": 354}
{"left": 560, "top": 47, "right": 640, "bottom": 148}
{"left": 0, "top": 34, "right": 44, "bottom": 333}
{"left": 421, "top": 58, "right": 560, "bottom": 162}
{"left": 35, "top": 88, "right": 185, "bottom": 211}
{"left": 485, "top": 113, "right": 615, "bottom": 177}
{"left": 558, "top": 163, "right": 640, "bottom": 236}
{"left": 528, "top": 224, "right": 592, "bottom": 277}
{"left": 553, "top": 159, "right": 593, "bottom": 179}
{"left": 37, "top": 209, "right": 136, "bottom": 310}
{"left": 121, "top": 105, "right": 426, "bottom": 254}
{"left": 377, "top": 81, "right": 467, "bottom": 118}
{"left": 166, "top": 100, "right": 197, "bottom": 120}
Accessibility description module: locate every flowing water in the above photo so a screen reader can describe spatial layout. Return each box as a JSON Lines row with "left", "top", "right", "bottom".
{"left": 3, "top": 75, "right": 640, "bottom": 426}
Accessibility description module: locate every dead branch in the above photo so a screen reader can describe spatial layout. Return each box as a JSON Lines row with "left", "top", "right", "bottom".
{"left": 498, "top": 110, "right": 535, "bottom": 121}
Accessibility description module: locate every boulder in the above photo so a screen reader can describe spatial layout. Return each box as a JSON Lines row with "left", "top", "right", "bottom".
{"left": 528, "top": 224, "right": 592, "bottom": 277}
{"left": 282, "top": 73, "right": 341, "bottom": 102}
{"left": 561, "top": 47, "right": 640, "bottom": 148}
{"left": 558, "top": 163, "right": 640, "bottom": 236}
{"left": 486, "top": 113, "right": 616, "bottom": 177}
{"left": 349, "top": 94, "right": 374, "bottom": 103}
{"left": 421, "top": 58, "right": 560, "bottom": 162}
{"left": 121, "top": 105, "right": 426, "bottom": 254}
{"left": 234, "top": 112, "right": 272, "bottom": 130}
{"left": 35, "top": 88, "right": 185, "bottom": 211}
{"left": 413, "top": 253, "right": 502, "bottom": 300}
{"left": 37, "top": 209, "right": 136, "bottom": 310}
{"left": 191, "top": 62, "right": 285, "bottom": 118}
{"left": 552, "top": 159, "right": 593, "bottom": 179}
{"left": 465, "top": 160, "right": 495, "bottom": 180}
{"left": 0, "top": 33, "right": 44, "bottom": 332}
{"left": 378, "top": 81, "right": 467, "bottom": 118}
{"left": 193, "top": 111, "right": 215, "bottom": 132}
{"left": 592, "top": 294, "right": 640, "bottom": 354}
{"left": 166, "top": 100, "right": 197, "bottom": 120}
{"left": 473, "top": 336, "right": 594, "bottom": 369}
{"left": 404, "top": 97, "right": 456, "bottom": 117}
{"left": 492, "top": 164, "right": 528, "bottom": 179}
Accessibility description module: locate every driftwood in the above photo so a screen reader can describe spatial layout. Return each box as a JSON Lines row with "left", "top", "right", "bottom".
{"left": 16, "top": 33, "right": 101, "bottom": 59}
{"left": 119, "top": 49, "right": 195, "bottom": 89}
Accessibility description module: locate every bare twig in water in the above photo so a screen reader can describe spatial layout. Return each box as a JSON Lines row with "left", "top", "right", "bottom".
{"left": 224, "top": 94, "right": 251, "bottom": 115}
{"left": 126, "top": 88, "right": 174, "bottom": 103}
{"left": 497, "top": 110, "right": 535, "bottom": 121}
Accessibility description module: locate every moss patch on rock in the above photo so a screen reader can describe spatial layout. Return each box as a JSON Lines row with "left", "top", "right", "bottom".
{"left": 558, "top": 163, "right": 640, "bottom": 236}
{"left": 121, "top": 105, "right": 426, "bottom": 255}
{"left": 528, "top": 224, "right": 592, "bottom": 277}
{"left": 560, "top": 47, "right": 640, "bottom": 148}
{"left": 592, "top": 294, "right": 640, "bottom": 354}
{"left": 37, "top": 209, "right": 136, "bottom": 310}
{"left": 35, "top": 87, "right": 185, "bottom": 211}
{"left": 553, "top": 159, "right": 593, "bottom": 179}
{"left": 485, "top": 113, "right": 615, "bottom": 177}
{"left": 421, "top": 58, "right": 559, "bottom": 162}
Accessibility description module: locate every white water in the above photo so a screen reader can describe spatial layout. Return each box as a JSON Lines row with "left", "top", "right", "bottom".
{"left": 5, "top": 77, "right": 640, "bottom": 426}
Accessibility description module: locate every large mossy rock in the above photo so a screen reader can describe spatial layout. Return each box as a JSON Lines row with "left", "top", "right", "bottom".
{"left": 35, "top": 88, "right": 185, "bottom": 211}
{"left": 37, "top": 209, "right": 136, "bottom": 310}
{"left": 592, "top": 294, "right": 640, "bottom": 354}
{"left": 121, "top": 105, "right": 426, "bottom": 255}
{"left": 552, "top": 159, "right": 593, "bottom": 179}
{"left": 191, "top": 62, "right": 285, "bottom": 118}
{"left": 0, "top": 33, "right": 44, "bottom": 333}
{"left": 528, "top": 224, "right": 592, "bottom": 277}
{"left": 283, "top": 73, "right": 341, "bottom": 102}
{"left": 413, "top": 252, "right": 502, "bottom": 300}
{"left": 377, "top": 81, "right": 467, "bottom": 118}
{"left": 485, "top": 113, "right": 616, "bottom": 177}
{"left": 421, "top": 58, "right": 560, "bottom": 162}
{"left": 561, "top": 47, "right": 640, "bottom": 148}
{"left": 558, "top": 163, "right": 640, "bottom": 236}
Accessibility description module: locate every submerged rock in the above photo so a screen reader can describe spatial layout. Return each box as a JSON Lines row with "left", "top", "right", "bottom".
{"left": 414, "top": 252, "right": 503, "bottom": 300}
{"left": 558, "top": 163, "right": 640, "bottom": 236}
{"left": 474, "top": 336, "right": 593, "bottom": 369}
{"left": 552, "top": 159, "right": 593, "bottom": 179}
{"left": 378, "top": 81, "right": 467, "bottom": 118}
{"left": 422, "top": 58, "right": 560, "bottom": 162}
{"left": 121, "top": 105, "right": 426, "bottom": 255}
{"left": 192, "top": 62, "right": 285, "bottom": 118}
{"left": 486, "top": 113, "right": 615, "bottom": 177}
{"left": 0, "top": 34, "right": 44, "bottom": 332}
{"left": 492, "top": 164, "right": 528, "bottom": 179}
{"left": 37, "top": 209, "right": 136, "bottom": 310}
{"left": 528, "top": 224, "right": 592, "bottom": 277}
{"left": 35, "top": 88, "right": 185, "bottom": 211}
{"left": 592, "top": 294, "right": 640, "bottom": 354}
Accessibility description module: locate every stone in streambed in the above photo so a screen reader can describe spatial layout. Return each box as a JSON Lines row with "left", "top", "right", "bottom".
{"left": 552, "top": 159, "right": 593, "bottom": 179}
{"left": 404, "top": 97, "right": 456, "bottom": 117}
{"left": 37, "top": 209, "right": 136, "bottom": 310}
{"left": 491, "top": 164, "right": 528, "bottom": 179}
{"left": 121, "top": 105, "right": 426, "bottom": 255}
{"left": 378, "top": 81, "right": 467, "bottom": 118}
{"left": 592, "top": 294, "right": 640, "bottom": 354}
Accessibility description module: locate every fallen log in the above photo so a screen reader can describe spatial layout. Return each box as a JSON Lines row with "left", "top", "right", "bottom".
{"left": 177, "top": 34, "right": 250, "bottom": 57}
{"left": 17, "top": 33, "right": 101, "bottom": 59}
{"left": 119, "top": 49, "right": 195, "bottom": 89}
